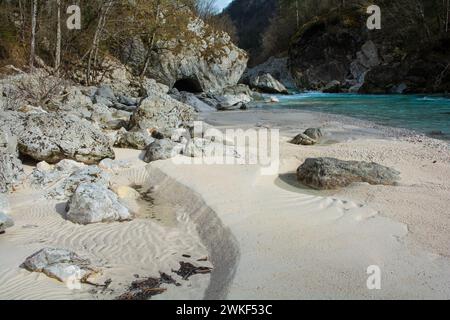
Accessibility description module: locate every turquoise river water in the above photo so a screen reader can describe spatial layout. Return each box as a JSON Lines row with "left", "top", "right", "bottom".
{"left": 259, "top": 93, "right": 450, "bottom": 140}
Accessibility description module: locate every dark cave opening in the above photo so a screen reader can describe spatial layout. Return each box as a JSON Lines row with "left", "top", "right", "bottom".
{"left": 173, "top": 78, "right": 203, "bottom": 93}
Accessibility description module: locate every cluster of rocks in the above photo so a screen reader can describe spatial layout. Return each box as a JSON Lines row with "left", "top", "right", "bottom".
{"left": 143, "top": 122, "right": 241, "bottom": 163}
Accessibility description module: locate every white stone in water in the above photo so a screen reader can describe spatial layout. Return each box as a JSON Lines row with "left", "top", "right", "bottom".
{"left": 65, "top": 182, "right": 132, "bottom": 224}
{"left": 267, "top": 96, "right": 279, "bottom": 103}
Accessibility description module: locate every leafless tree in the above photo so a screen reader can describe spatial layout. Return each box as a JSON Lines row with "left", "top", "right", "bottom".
{"left": 30, "top": 0, "right": 38, "bottom": 70}
{"left": 55, "top": 0, "right": 62, "bottom": 75}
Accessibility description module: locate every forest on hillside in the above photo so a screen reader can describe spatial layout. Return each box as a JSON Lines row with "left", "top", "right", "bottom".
{"left": 224, "top": 0, "right": 450, "bottom": 65}
{"left": 0, "top": 0, "right": 237, "bottom": 84}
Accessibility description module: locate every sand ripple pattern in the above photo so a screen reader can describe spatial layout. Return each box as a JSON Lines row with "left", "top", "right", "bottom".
{"left": 0, "top": 167, "right": 211, "bottom": 300}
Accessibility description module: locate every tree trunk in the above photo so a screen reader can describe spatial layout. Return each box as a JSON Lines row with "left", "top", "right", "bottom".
{"left": 55, "top": 0, "right": 62, "bottom": 75}
{"left": 18, "top": 0, "right": 25, "bottom": 43}
{"left": 30, "top": 0, "right": 38, "bottom": 71}
{"left": 140, "top": 3, "right": 161, "bottom": 79}
{"left": 446, "top": 0, "right": 449, "bottom": 32}
{"left": 140, "top": 34, "right": 156, "bottom": 79}
{"left": 86, "top": 0, "right": 114, "bottom": 85}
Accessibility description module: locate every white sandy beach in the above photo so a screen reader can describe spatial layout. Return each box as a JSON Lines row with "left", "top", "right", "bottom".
{"left": 1, "top": 108, "right": 450, "bottom": 299}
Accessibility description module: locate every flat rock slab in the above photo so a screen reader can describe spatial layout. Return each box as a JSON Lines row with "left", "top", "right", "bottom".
{"left": 297, "top": 157, "right": 400, "bottom": 189}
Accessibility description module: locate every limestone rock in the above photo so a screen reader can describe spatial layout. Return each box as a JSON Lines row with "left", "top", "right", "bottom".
{"left": 65, "top": 183, "right": 132, "bottom": 224}
{"left": 129, "top": 95, "right": 195, "bottom": 136}
{"left": 46, "top": 165, "right": 111, "bottom": 200}
{"left": 0, "top": 212, "right": 14, "bottom": 234}
{"left": 297, "top": 157, "right": 401, "bottom": 190}
{"left": 28, "top": 159, "right": 86, "bottom": 188}
{"left": 242, "top": 56, "right": 296, "bottom": 89}
{"left": 115, "top": 128, "right": 155, "bottom": 150}
{"left": 98, "top": 159, "right": 132, "bottom": 171}
{"left": 290, "top": 133, "right": 317, "bottom": 146}
{"left": 249, "top": 73, "right": 288, "bottom": 94}
{"left": 120, "top": 18, "right": 248, "bottom": 93}
{"left": 303, "top": 128, "right": 323, "bottom": 141}
{"left": 0, "top": 112, "right": 115, "bottom": 164}
{"left": 0, "top": 128, "right": 25, "bottom": 193}
{"left": 143, "top": 139, "right": 183, "bottom": 163}
{"left": 21, "top": 248, "right": 99, "bottom": 283}
{"left": 171, "top": 91, "right": 215, "bottom": 113}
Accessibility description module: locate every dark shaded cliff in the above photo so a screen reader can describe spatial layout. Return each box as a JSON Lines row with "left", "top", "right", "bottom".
{"left": 223, "top": 0, "right": 277, "bottom": 64}
{"left": 288, "top": 1, "right": 450, "bottom": 94}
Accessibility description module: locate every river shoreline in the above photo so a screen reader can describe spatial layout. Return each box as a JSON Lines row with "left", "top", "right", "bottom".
{"left": 1, "top": 108, "right": 450, "bottom": 299}
{"left": 255, "top": 92, "right": 450, "bottom": 141}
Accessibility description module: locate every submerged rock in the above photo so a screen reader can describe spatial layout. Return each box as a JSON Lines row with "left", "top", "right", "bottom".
{"left": 297, "top": 157, "right": 400, "bottom": 190}
{"left": 21, "top": 248, "right": 99, "bottom": 283}
{"left": 65, "top": 183, "right": 132, "bottom": 224}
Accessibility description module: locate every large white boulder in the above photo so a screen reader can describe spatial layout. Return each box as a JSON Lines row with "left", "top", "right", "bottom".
{"left": 129, "top": 95, "right": 195, "bottom": 136}
{"left": 0, "top": 112, "right": 115, "bottom": 164}
{"left": 65, "top": 183, "right": 132, "bottom": 224}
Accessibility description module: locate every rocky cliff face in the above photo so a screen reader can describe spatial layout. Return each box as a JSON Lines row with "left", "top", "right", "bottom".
{"left": 121, "top": 18, "right": 248, "bottom": 94}
{"left": 288, "top": 2, "right": 450, "bottom": 94}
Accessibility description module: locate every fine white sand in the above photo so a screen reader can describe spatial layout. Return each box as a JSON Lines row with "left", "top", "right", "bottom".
{"left": 1, "top": 108, "right": 450, "bottom": 299}
{"left": 0, "top": 150, "right": 212, "bottom": 300}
